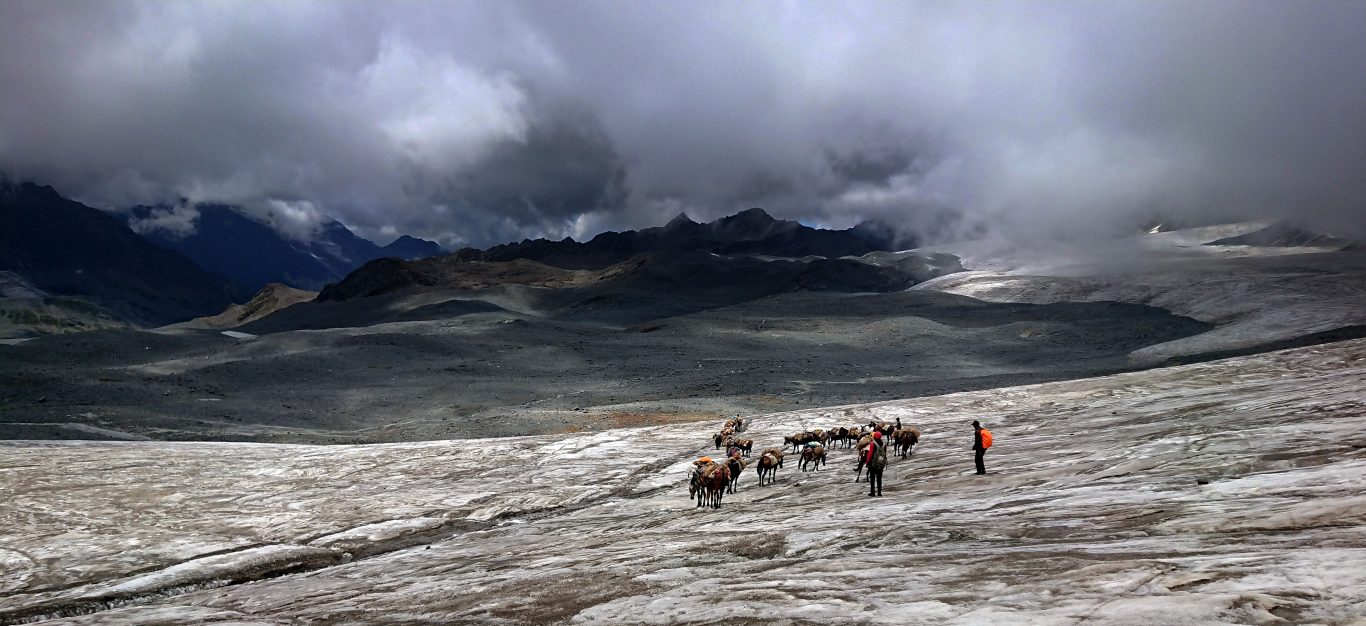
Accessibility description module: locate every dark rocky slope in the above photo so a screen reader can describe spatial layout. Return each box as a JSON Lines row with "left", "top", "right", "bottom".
{"left": 0, "top": 182, "right": 242, "bottom": 326}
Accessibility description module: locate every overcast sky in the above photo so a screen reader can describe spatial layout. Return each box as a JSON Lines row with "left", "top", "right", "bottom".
{"left": 2, "top": 1, "right": 1363, "bottom": 248}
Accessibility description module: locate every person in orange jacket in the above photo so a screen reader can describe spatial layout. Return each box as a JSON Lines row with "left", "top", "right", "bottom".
{"left": 973, "top": 420, "right": 988, "bottom": 475}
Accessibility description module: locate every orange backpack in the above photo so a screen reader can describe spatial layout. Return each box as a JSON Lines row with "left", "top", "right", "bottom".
{"left": 980, "top": 429, "right": 993, "bottom": 449}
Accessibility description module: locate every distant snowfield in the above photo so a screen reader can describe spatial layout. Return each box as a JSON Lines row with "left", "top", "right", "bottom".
{"left": 915, "top": 225, "right": 1366, "bottom": 364}
{"left": 2, "top": 338, "right": 1364, "bottom": 624}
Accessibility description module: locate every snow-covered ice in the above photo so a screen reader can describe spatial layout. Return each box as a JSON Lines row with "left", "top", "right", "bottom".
{"left": 914, "top": 229, "right": 1366, "bottom": 364}
{"left": 2, "top": 338, "right": 1364, "bottom": 624}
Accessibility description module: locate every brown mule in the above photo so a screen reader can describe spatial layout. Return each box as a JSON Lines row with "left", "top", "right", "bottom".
{"left": 756, "top": 449, "right": 783, "bottom": 486}
{"left": 702, "top": 464, "right": 731, "bottom": 508}
{"left": 799, "top": 445, "right": 827, "bottom": 472}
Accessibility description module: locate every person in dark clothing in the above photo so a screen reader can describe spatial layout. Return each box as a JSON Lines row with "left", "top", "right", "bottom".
{"left": 865, "top": 431, "right": 886, "bottom": 496}
{"left": 972, "top": 420, "right": 986, "bottom": 475}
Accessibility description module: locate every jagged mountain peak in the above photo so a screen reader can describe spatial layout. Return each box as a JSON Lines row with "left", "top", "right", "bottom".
{"left": 380, "top": 234, "right": 444, "bottom": 260}
{"left": 1, "top": 181, "right": 66, "bottom": 206}
{"left": 728, "top": 207, "right": 774, "bottom": 221}
{"left": 664, "top": 212, "right": 697, "bottom": 229}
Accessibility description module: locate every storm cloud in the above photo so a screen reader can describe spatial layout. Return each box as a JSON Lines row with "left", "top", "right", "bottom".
{"left": 1, "top": 1, "right": 1363, "bottom": 248}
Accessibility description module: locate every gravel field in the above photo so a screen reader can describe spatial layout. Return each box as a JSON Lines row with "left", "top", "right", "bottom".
{"left": 0, "top": 289, "right": 1208, "bottom": 443}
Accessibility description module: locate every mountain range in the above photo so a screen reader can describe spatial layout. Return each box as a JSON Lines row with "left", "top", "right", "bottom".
{"left": 125, "top": 204, "right": 443, "bottom": 292}
{"left": 0, "top": 180, "right": 447, "bottom": 331}
{"left": 456, "top": 208, "right": 906, "bottom": 269}
{"left": 1, "top": 179, "right": 926, "bottom": 333}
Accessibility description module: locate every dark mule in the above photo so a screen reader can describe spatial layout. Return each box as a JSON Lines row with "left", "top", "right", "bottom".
{"left": 703, "top": 464, "right": 731, "bottom": 508}
{"left": 799, "top": 445, "right": 827, "bottom": 472}
{"left": 895, "top": 427, "right": 921, "bottom": 458}
{"left": 726, "top": 454, "right": 747, "bottom": 494}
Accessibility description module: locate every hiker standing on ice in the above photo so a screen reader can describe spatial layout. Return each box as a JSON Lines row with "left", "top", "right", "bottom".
{"left": 865, "top": 431, "right": 886, "bottom": 496}
{"left": 972, "top": 420, "right": 992, "bottom": 475}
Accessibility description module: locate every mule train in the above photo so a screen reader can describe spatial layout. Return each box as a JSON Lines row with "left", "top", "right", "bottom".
{"left": 690, "top": 417, "right": 924, "bottom": 507}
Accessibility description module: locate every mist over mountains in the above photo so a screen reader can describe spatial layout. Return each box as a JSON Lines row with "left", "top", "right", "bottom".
{"left": 0, "top": 180, "right": 447, "bottom": 329}
{"left": 124, "top": 203, "right": 442, "bottom": 291}
{"left": 0, "top": 177, "right": 935, "bottom": 333}
{"left": 0, "top": 181, "right": 240, "bottom": 326}
{"left": 3, "top": 3, "right": 1362, "bottom": 249}
{"left": 458, "top": 208, "right": 907, "bottom": 270}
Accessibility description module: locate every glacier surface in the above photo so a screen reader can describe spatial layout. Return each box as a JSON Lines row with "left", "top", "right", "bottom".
{"left": 2, "top": 339, "right": 1364, "bottom": 624}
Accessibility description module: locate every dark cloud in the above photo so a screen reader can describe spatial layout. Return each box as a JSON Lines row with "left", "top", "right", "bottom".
{"left": 409, "top": 107, "right": 628, "bottom": 247}
{"left": 1, "top": 1, "right": 1363, "bottom": 248}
